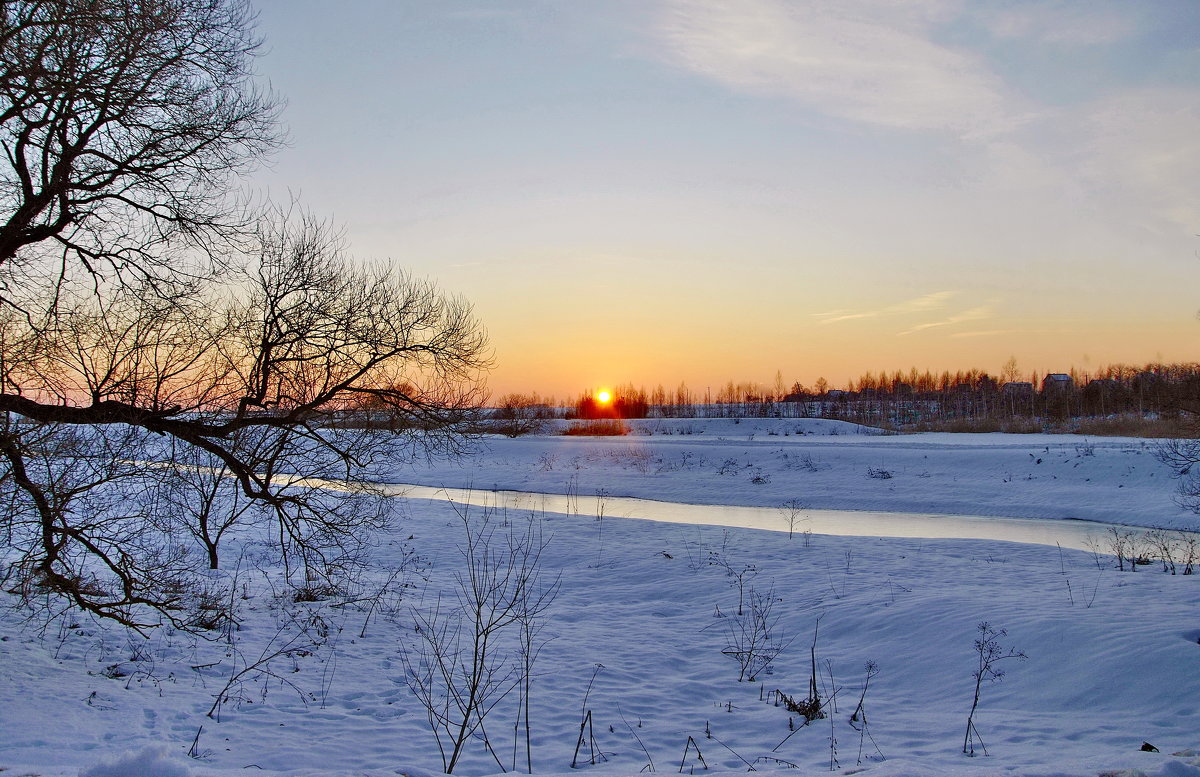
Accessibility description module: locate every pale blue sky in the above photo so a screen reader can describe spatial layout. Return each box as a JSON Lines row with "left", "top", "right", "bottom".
{"left": 249, "top": 0, "right": 1200, "bottom": 397}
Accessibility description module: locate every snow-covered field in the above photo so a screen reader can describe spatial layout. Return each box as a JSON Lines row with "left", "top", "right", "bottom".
{"left": 397, "top": 418, "right": 1195, "bottom": 530}
{"left": 3, "top": 419, "right": 1199, "bottom": 777}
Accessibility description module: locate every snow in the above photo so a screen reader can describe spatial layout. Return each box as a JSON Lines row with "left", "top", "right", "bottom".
{"left": 395, "top": 419, "right": 1191, "bottom": 529}
{"left": 2, "top": 419, "right": 1199, "bottom": 777}
{"left": 79, "top": 747, "right": 191, "bottom": 777}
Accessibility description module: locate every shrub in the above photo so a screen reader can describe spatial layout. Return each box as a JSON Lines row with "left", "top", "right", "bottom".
{"left": 563, "top": 420, "right": 628, "bottom": 436}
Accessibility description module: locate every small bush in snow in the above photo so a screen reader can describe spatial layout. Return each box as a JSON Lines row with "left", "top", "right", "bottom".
{"left": 719, "top": 587, "right": 792, "bottom": 682}
{"left": 963, "top": 622, "right": 1026, "bottom": 756}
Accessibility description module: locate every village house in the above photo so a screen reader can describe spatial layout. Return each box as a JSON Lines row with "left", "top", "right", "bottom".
{"left": 1041, "top": 373, "right": 1073, "bottom": 392}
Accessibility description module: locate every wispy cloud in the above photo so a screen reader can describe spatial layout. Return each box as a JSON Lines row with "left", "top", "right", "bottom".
{"left": 978, "top": 86, "right": 1200, "bottom": 232}
{"left": 813, "top": 310, "right": 876, "bottom": 325}
{"left": 1072, "top": 88, "right": 1200, "bottom": 231}
{"left": 643, "top": 0, "right": 1199, "bottom": 239}
{"left": 896, "top": 291, "right": 957, "bottom": 312}
{"left": 651, "top": 0, "right": 1020, "bottom": 135}
{"left": 979, "top": 3, "right": 1137, "bottom": 46}
{"left": 950, "top": 329, "right": 1014, "bottom": 339}
{"left": 897, "top": 305, "right": 995, "bottom": 336}
{"left": 813, "top": 291, "right": 957, "bottom": 325}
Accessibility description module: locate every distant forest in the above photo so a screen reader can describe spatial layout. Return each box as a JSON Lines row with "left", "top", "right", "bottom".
{"left": 491, "top": 362, "right": 1200, "bottom": 434}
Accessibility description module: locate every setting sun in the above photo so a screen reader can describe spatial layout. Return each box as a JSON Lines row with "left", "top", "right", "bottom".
{"left": 596, "top": 390, "right": 612, "bottom": 403}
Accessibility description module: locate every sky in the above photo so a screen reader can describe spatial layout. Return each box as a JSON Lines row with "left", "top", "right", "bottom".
{"left": 247, "top": 0, "right": 1200, "bottom": 399}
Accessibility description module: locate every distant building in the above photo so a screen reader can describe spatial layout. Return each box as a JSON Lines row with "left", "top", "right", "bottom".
{"left": 1002, "top": 381, "right": 1034, "bottom": 396}
{"left": 1083, "top": 378, "right": 1122, "bottom": 413}
{"left": 1041, "top": 373, "right": 1073, "bottom": 392}
{"left": 1135, "top": 371, "right": 1160, "bottom": 390}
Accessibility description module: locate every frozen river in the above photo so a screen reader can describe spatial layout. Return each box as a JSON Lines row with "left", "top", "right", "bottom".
{"left": 385, "top": 484, "right": 1152, "bottom": 552}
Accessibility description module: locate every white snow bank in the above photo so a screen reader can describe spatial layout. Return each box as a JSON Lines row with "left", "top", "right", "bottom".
{"left": 2, "top": 423, "right": 1199, "bottom": 777}
{"left": 79, "top": 746, "right": 190, "bottom": 777}
{"left": 395, "top": 425, "right": 1199, "bottom": 530}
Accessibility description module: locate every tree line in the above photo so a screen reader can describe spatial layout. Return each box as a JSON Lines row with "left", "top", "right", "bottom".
{"left": 492, "top": 361, "right": 1200, "bottom": 427}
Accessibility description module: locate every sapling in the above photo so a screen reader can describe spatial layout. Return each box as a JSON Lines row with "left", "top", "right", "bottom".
{"left": 718, "top": 587, "right": 793, "bottom": 681}
{"left": 963, "top": 622, "right": 1026, "bottom": 756}
{"left": 709, "top": 541, "right": 757, "bottom": 616}
{"left": 1146, "top": 530, "right": 1178, "bottom": 574}
{"left": 849, "top": 661, "right": 882, "bottom": 765}
{"left": 1181, "top": 532, "right": 1198, "bottom": 574}
{"left": 566, "top": 474, "right": 580, "bottom": 516}
{"left": 401, "top": 500, "right": 559, "bottom": 774}
{"left": 1105, "top": 527, "right": 1134, "bottom": 571}
{"left": 1127, "top": 530, "right": 1149, "bottom": 570}
{"left": 513, "top": 593, "right": 554, "bottom": 773}
{"left": 1082, "top": 535, "right": 1105, "bottom": 570}
{"left": 594, "top": 489, "right": 609, "bottom": 567}
{"left": 779, "top": 499, "right": 808, "bottom": 539}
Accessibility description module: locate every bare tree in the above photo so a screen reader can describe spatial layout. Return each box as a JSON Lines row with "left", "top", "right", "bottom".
{"left": 1, "top": 213, "right": 488, "bottom": 628}
{"left": 1145, "top": 530, "right": 1179, "bottom": 574}
{"left": 488, "top": 393, "right": 552, "bottom": 437}
{"left": 0, "top": 420, "right": 197, "bottom": 624}
{"left": 1155, "top": 435, "right": 1200, "bottom": 514}
{"left": 0, "top": 0, "right": 281, "bottom": 297}
{"left": 779, "top": 499, "right": 808, "bottom": 540}
{"left": 401, "top": 500, "right": 559, "bottom": 774}
{"left": 0, "top": 1, "right": 490, "bottom": 630}
{"left": 154, "top": 440, "right": 263, "bottom": 572}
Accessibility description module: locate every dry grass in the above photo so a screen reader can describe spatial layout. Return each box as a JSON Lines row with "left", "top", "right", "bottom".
{"left": 889, "top": 413, "right": 1194, "bottom": 438}
{"left": 562, "top": 419, "right": 628, "bottom": 436}
{"left": 1067, "top": 414, "right": 1193, "bottom": 438}
{"left": 890, "top": 417, "right": 1043, "bottom": 434}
